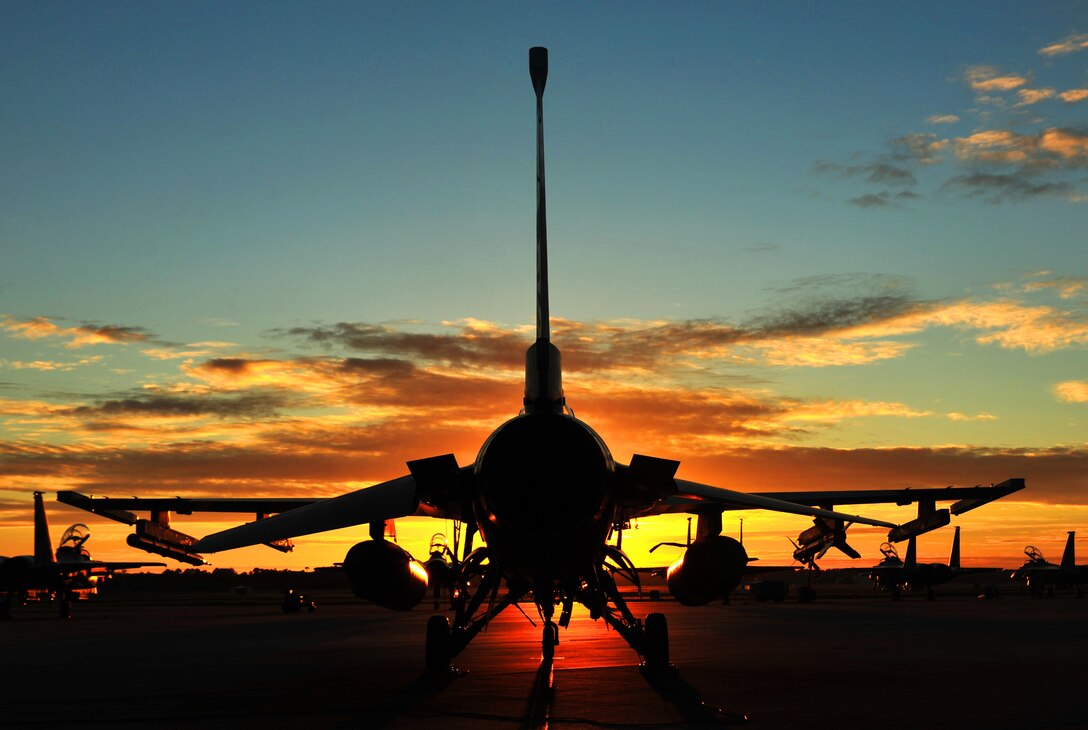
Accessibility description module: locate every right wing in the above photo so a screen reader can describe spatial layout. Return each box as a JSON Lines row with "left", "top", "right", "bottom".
{"left": 193, "top": 475, "right": 421, "bottom": 552}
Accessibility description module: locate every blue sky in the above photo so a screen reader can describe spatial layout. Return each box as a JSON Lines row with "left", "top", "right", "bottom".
{"left": 2, "top": 2, "right": 1086, "bottom": 568}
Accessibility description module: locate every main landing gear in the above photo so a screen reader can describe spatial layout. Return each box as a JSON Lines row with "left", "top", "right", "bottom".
{"left": 641, "top": 612, "right": 669, "bottom": 670}
{"left": 542, "top": 622, "right": 557, "bottom": 661}
{"left": 425, "top": 615, "right": 452, "bottom": 674}
{"left": 422, "top": 546, "right": 673, "bottom": 673}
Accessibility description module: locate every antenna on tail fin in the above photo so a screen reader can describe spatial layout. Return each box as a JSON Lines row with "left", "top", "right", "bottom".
{"left": 524, "top": 47, "right": 565, "bottom": 414}
{"left": 530, "top": 46, "right": 550, "bottom": 343}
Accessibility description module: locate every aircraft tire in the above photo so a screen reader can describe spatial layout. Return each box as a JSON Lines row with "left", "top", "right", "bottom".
{"left": 542, "top": 623, "right": 557, "bottom": 660}
{"left": 425, "top": 615, "right": 451, "bottom": 672}
{"left": 643, "top": 612, "right": 669, "bottom": 669}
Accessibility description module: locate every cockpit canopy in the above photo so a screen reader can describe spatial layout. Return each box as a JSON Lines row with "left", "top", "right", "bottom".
{"left": 57, "top": 523, "right": 92, "bottom": 561}
{"left": 878, "top": 542, "right": 901, "bottom": 562}
{"left": 1023, "top": 545, "right": 1046, "bottom": 563}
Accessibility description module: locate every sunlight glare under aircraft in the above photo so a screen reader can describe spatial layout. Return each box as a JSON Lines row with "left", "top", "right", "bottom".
{"left": 57, "top": 49, "right": 1024, "bottom": 669}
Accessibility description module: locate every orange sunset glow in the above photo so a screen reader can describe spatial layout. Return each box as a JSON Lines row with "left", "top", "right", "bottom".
{"left": 2, "top": 6, "right": 1086, "bottom": 579}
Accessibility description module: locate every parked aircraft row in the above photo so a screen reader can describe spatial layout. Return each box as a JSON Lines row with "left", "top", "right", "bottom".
{"left": 0, "top": 50, "right": 1064, "bottom": 675}
{"left": 0, "top": 492, "right": 163, "bottom": 618}
{"left": 3, "top": 490, "right": 1084, "bottom": 620}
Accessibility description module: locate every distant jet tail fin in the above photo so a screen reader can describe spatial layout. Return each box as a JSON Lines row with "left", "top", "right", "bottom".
{"left": 904, "top": 535, "right": 917, "bottom": 569}
{"left": 949, "top": 525, "right": 961, "bottom": 569}
{"left": 1061, "top": 531, "right": 1076, "bottom": 571}
{"left": 33, "top": 491, "right": 55, "bottom": 564}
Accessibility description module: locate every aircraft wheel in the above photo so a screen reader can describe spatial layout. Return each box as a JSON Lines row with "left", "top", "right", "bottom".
{"left": 425, "top": 615, "right": 451, "bottom": 672}
{"left": 60, "top": 596, "right": 72, "bottom": 620}
{"left": 542, "top": 623, "right": 557, "bottom": 660}
{"left": 642, "top": 612, "right": 669, "bottom": 669}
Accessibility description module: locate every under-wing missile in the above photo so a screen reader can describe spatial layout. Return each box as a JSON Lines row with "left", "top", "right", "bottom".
{"left": 127, "top": 520, "right": 205, "bottom": 566}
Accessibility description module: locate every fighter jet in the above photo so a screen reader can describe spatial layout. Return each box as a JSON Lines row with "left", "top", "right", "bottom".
{"left": 55, "top": 49, "right": 1024, "bottom": 670}
{"left": 0, "top": 492, "right": 164, "bottom": 618}
{"left": 1012, "top": 531, "right": 1087, "bottom": 598}
{"left": 867, "top": 526, "right": 995, "bottom": 599}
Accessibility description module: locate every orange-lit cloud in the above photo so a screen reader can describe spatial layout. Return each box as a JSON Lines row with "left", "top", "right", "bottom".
{"left": 947, "top": 412, "right": 998, "bottom": 422}
{"left": 964, "top": 65, "right": 1028, "bottom": 93}
{"left": 142, "top": 342, "right": 237, "bottom": 360}
{"left": 0, "top": 356, "right": 103, "bottom": 371}
{"left": 1014, "top": 88, "right": 1056, "bottom": 106}
{"left": 815, "top": 297, "right": 1088, "bottom": 353}
{"left": 1039, "top": 33, "right": 1088, "bottom": 56}
{"left": 1018, "top": 274, "right": 1087, "bottom": 299}
{"left": 1054, "top": 381, "right": 1088, "bottom": 403}
{"left": 819, "top": 46, "right": 1087, "bottom": 207}
{"left": 751, "top": 337, "right": 913, "bottom": 367}
{"left": 1, "top": 316, "right": 153, "bottom": 349}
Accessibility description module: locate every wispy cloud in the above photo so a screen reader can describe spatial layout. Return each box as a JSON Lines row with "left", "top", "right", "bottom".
{"left": 947, "top": 411, "right": 998, "bottom": 422}
{"left": 0, "top": 356, "right": 103, "bottom": 371}
{"left": 1, "top": 316, "right": 154, "bottom": 349}
{"left": 142, "top": 342, "right": 237, "bottom": 361}
{"left": 1014, "top": 88, "right": 1056, "bottom": 106}
{"left": 949, "top": 128, "right": 1088, "bottom": 167}
{"left": 813, "top": 161, "right": 917, "bottom": 187}
{"left": 964, "top": 65, "right": 1028, "bottom": 94}
{"left": 941, "top": 172, "right": 1077, "bottom": 202}
{"left": 817, "top": 43, "right": 1088, "bottom": 205}
{"left": 1011, "top": 273, "right": 1087, "bottom": 299}
{"left": 1039, "top": 33, "right": 1088, "bottom": 57}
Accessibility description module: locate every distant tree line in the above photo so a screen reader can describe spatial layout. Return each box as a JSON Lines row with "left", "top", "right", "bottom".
{"left": 108, "top": 566, "right": 346, "bottom": 592}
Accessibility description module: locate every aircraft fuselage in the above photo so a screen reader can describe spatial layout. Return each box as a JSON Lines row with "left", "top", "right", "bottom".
{"left": 473, "top": 411, "right": 617, "bottom": 586}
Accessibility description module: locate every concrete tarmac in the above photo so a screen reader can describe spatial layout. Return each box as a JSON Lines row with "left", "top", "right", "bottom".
{"left": 3, "top": 590, "right": 1085, "bottom": 729}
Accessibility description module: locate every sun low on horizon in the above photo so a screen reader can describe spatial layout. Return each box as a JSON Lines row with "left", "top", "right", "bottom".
{"left": 2, "top": 4, "right": 1086, "bottom": 573}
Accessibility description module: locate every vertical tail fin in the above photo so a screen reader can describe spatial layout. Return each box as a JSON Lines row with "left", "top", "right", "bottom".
{"left": 33, "top": 491, "right": 55, "bottom": 564}
{"left": 1060, "top": 530, "right": 1076, "bottom": 571}
{"left": 949, "top": 526, "right": 961, "bottom": 569}
{"left": 904, "top": 536, "right": 917, "bottom": 569}
{"left": 524, "top": 46, "right": 565, "bottom": 414}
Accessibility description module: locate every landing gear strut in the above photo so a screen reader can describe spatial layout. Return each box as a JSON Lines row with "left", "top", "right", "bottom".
{"left": 642, "top": 612, "right": 670, "bottom": 670}
{"left": 425, "top": 615, "right": 451, "bottom": 673}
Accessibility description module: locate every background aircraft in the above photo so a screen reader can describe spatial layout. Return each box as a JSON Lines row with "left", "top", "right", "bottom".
{"left": 55, "top": 49, "right": 1023, "bottom": 670}
{"left": 0, "top": 492, "right": 164, "bottom": 618}
{"left": 1012, "top": 531, "right": 1087, "bottom": 598}
{"left": 866, "top": 526, "right": 996, "bottom": 599}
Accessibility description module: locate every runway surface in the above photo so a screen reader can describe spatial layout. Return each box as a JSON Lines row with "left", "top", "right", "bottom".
{"left": 4, "top": 590, "right": 1085, "bottom": 729}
